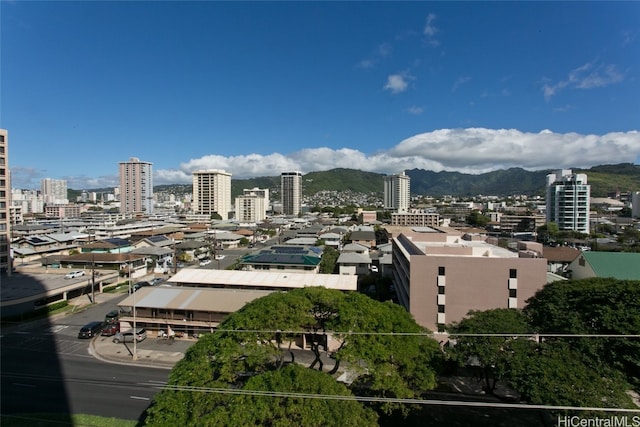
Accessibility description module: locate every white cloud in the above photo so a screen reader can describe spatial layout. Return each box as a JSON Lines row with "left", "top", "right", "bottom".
{"left": 13, "top": 129, "right": 639, "bottom": 189}
{"left": 423, "top": 13, "right": 440, "bottom": 46}
{"left": 543, "top": 62, "right": 624, "bottom": 100}
{"left": 150, "top": 128, "right": 640, "bottom": 185}
{"left": 384, "top": 73, "right": 412, "bottom": 94}
{"left": 388, "top": 128, "right": 640, "bottom": 172}
{"left": 424, "top": 13, "right": 438, "bottom": 37}
{"left": 452, "top": 76, "right": 471, "bottom": 92}
{"left": 357, "top": 42, "right": 392, "bottom": 69}
{"left": 406, "top": 106, "right": 424, "bottom": 115}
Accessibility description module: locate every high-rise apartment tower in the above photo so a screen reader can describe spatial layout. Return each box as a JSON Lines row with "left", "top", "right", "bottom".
{"left": 384, "top": 171, "right": 410, "bottom": 213}
{"left": 119, "top": 157, "right": 153, "bottom": 215}
{"left": 546, "top": 169, "right": 590, "bottom": 233}
{"left": 281, "top": 171, "right": 302, "bottom": 216}
{"left": 41, "top": 178, "right": 68, "bottom": 205}
{"left": 235, "top": 188, "right": 269, "bottom": 223}
{"left": 0, "top": 129, "right": 11, "bottom": 275}
{"left": 192, "top": 170, "right": 232, "bottom": 219}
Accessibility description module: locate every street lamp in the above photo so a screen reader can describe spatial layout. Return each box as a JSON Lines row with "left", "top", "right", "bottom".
{"left": 132, "top": 284, "right": 137, "bottom": 361}
{"left": 127, "top": 252, "right": 137, "bottom": 360}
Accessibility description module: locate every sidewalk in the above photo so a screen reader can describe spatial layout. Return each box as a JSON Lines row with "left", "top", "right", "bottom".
{"left": 90, "top": 332, "right": 193, "bottom": 369}
{"left": 71, "top": 290, "right": 194, "bottom": 370}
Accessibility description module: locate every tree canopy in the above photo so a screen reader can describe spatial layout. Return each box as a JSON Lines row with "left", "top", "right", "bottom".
{"left": 446, "top": 279, "right": 640, "bottom": 409}
{"left": 447, "top": 308, "right": 530, "bottom": 393}
{"left": 144, "top": 287, "right": 442, "bottom": 425}
{"left": 524, "top": 277, "right": 640, "bottom": 387}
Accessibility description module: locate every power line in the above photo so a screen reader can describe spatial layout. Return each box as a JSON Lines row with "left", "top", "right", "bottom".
{"left": 3, "top": 369, "right": 638, "bottom": 414}
{"left": 157, "top": 384, "right": 640, "bottom": 414}
{"left": 212, "top": 329, "right": 640, "bottom": 339}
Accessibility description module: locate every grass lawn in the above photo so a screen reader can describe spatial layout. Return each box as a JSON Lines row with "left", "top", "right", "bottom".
{"left": 1, "top": 413, "right": 138, "bottom": 427}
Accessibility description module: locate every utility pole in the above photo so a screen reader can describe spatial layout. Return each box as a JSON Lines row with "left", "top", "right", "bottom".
{"left": 172, "top": 239, "right": 177, "bottom": 275}
{"left": 128, "top": 251, "right": 137, "bottom": 360}
{"left": 91, "top": 255, "right": 95, "bottom": 304}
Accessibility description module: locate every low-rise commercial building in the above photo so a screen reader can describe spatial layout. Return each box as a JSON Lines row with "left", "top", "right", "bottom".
{"left": 117, "top": 270, "right": 358, "bottom": 335}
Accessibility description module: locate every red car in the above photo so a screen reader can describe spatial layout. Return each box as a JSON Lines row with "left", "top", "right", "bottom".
{"left": 101, "top": 323, "right": 119, "bottom": 336}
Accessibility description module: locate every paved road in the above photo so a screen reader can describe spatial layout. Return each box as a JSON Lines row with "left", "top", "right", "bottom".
{"left": 1, "top": 294, "right": 170, "bottom": 422}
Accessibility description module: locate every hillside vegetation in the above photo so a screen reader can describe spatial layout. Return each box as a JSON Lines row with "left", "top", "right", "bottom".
{"left": 73, "top": 163, "right": 639, "bottom": 199}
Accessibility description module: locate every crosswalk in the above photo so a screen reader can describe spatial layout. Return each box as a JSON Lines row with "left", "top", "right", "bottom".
{"left": 1, "top": 329, "right": 89, "bottom": 356}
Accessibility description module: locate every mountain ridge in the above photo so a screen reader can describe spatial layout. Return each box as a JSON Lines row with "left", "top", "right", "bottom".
{"left": 74, "top": 163, "right": 639, "bottom": 200}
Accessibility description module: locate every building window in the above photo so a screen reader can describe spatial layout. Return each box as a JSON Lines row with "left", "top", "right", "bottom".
{"left": 509, "top": 288, "right": 517, "bottom": 298}
{"left": 509, "top": 269, "right": 517, "bottom": 278}
{"left": 438, "top": 285, "right": 445, "bottom": 295}
{"left": 437, "top": 304, "right": 445, "bottom": 313}
{"left": 438, "top": 266, "right": 445, "bottom": 276}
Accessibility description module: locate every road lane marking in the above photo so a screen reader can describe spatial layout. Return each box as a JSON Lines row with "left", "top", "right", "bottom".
{"left": 130, "top": 396, "right": 150, "bottom": 401}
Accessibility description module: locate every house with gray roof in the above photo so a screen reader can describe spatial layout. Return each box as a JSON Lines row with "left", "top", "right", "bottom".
{"left": 348, "top": 230, "right": 377, "bottom": 249}
{"left": 336, "top": 251, "right": 372, "bottom": 275}
{"left": 318, "top": 232, "right": 342, "bottom": 249}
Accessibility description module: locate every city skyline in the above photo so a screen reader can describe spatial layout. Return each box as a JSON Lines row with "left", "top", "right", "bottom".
{"left": 2, "top": 2, "right": 639, "bottom": 190}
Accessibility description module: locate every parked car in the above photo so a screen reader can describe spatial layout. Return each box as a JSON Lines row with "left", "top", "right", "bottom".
{"left": 78, "top": 321, "right": 104, "bottom": 339}
{"left": 113, "top": 328, "right": 147, "bottom": 344}
{"left": 65, "top": 270, "right": 86, "bottom": 279}
{"left": 199, "top": 258, "right": 212, "bottom": 266}
{"left": 132, "top": 281, "right": 151, "bottom": 292}
{"left": 214, "top": 255, "right": 226, "bottom": 260}
{"left": 150, "top": 278, "right": 165, "bottom": 286}
{"left": 100, "top": 323, "right": 119, "bottom": 336}
{"left": 371, "top": 265, "right": 379, "bottom": 273}
{"left": 104, "top": 310, "right": 119, "bottom": 324}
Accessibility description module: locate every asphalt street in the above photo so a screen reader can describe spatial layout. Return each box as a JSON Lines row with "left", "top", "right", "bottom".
{"left": 0, "top": 292, "right": 172, "bottom": 422}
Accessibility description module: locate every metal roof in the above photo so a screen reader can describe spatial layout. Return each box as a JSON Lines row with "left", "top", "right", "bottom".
{"left": 580, "top": 252, "right": 640, "bottom": 280}
{"left": 118, "top": 286, "right": 274, "bottom": 312}
{"left": 167, "top": 269, "right": 358, "bottom": 291}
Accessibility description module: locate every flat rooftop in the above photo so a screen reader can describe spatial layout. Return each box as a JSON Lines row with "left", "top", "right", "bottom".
{"left": 119, "top": 286, "right": 274, "bottom": 312}
{"left": 167, "top": 269, "right": 358, "bottom": 291}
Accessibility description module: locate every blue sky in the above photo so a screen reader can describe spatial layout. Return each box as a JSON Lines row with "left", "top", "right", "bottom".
{"left": 2, "top": 1, "right": 639, "bottom": 190}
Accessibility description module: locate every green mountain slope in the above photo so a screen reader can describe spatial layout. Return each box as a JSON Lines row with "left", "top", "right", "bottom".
{"left": 73, "top": 163, "right": 639, "bottom": 199}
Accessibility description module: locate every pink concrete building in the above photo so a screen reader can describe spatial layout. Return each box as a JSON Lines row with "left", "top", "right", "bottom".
{"left": 391, "top": 227, "right": 548, "bottom": 332}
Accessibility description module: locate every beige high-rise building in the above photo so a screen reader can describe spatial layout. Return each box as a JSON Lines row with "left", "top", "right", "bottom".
{"left": 235, "top": 187, "right": 269, "bottom": 223}
{"left": 0, "top": 129, "right": 11, "bottom": 275}
{"left": 281, "top": 171, "right": 302, "bottom": 216}
{"left": 192, "top": 170, "right": 232, "bottom": 219}
{"left": 119, "top": 157, "right": 154, "bottom": 215}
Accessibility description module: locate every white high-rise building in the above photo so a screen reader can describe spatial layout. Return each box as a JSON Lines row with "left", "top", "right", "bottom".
{"left": 281, "top": 172, "right": 302, "bottom": 216}
{"left": 546, "top": 169, "right": 590, "bottom": 233}
{"left": 11, "top": 189, "right": 44, "bottom": 214}
{"left": 0, "top": 129, "right": 11, "bottom": 275}
{"left": 384, "top": 171, "right": 410, "bottom": 213}
{"left": 631, "top": 191, "right": 640, "bottom": 219}
{"left": 119, "top": 157, "right": 153, "bottom": 215}
{"left": 41, "top": 178, "right": 68, "bottom": 205}
{"left": 192, "top": 170, "right": 232, "bottom": 219}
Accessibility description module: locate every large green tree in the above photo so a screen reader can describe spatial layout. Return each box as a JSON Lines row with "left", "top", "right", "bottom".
{"left": 319, "top": 246, "right": 339, "bottom": 273}
{"left": 446, "top": 280, "right": 640, "bottom": 409}
{"left": 506, "top": 340, "right": 635, "bottom": 408}
{"left": 446, "top": 308, "right": 530, "bottom": 394}
{"left": 145, "top": 364, "right": 378, "bottom": 427}
{"left": 144, "top": 287, "right": 442, "bottom": 425}
{"left": 524, "top": 278, "right": 640, "bottom": 387}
